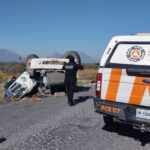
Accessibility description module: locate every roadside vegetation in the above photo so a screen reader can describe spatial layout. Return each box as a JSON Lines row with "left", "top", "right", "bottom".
{"left": 0, "top": 63, "right": 98, "bottom": 104}
{"left": 78, "top": 63, "right": 98, "bottom": 84}
{"left": 0, "top": 63, "right": 25, "bottom": 104}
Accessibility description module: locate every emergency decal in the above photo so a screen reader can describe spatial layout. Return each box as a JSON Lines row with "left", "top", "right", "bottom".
{"left": 100, "top": 105, "right": 121, "bottom": 114}
{"left": 126, "top": 46, "right": 145, "bottom": 62}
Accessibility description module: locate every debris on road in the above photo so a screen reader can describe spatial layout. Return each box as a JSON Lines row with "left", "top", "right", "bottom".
{"left": 31, "top": 97, "right": 42, "bottom": 103}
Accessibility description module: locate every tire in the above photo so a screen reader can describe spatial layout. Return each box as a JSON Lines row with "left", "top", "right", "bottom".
{"left": 26, "top": 54, "right": 39, "bottom": 76}
{"left": 63, "top": 51, "right": 81, "bottom": 64}
{"left": 103, "top": 115, "right": 114, "bottom": 126}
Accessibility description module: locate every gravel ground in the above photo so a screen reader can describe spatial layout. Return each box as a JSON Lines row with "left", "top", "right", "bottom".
{"left": 0, "top": 85, "right": 150, "bottom": 150}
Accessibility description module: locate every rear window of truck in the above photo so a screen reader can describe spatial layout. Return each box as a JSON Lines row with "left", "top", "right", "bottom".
{"left": 107, "top": 42, "right": 150, "bottom": 68}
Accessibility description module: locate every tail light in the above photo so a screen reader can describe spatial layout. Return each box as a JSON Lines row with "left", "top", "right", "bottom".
{"left": 96, "top": 73, "right": 102, "bottom": 97}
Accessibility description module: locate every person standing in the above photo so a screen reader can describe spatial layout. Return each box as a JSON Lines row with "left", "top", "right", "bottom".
{"left": 62, "top": 56, "right": 83, "bottom": 106}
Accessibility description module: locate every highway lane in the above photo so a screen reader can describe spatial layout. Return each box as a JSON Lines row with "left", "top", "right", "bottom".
{"left": 0, "top": 84, "right": 150, "bottom": 150}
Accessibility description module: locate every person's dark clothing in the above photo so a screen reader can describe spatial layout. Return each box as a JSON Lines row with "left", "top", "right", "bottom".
{"left": 65, "top": 81, "right": 76, "bottom": 106}
{"left": 62, "top": 62, "right": 83, "bottom": 106}
{"left": 62, "top": 62, "right": 82, "bottom": 83}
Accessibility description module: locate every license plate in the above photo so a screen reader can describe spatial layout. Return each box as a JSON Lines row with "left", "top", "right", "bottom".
{"left": 136, "top": 108, "right": 150, "bottom": 120}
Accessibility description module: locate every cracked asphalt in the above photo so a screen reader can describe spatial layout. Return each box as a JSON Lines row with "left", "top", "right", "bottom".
{"left": 0, "top": 84, "right": 150, "bottom": 150}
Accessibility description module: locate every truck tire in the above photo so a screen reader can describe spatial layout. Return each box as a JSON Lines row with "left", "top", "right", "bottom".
{"left": 103, "top": 115, "right": 114, "bottom": 126}
{"left": 26, "top": 54, "right": 39, "bottom": 77}
{"left": 63, "top": 51, "right": 81, "bottom": 64}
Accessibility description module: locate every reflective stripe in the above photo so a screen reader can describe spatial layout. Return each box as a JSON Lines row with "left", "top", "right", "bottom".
{"left": 105, "top": 69, "right": 122, "bottom": 102}
{"left": 102, "top": 68, "right": 150, "bottom": 107}
{"left": 129, "top": 77, "right": 150, "bottom": 105}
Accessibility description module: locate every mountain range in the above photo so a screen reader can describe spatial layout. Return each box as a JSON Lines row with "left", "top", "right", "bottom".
{"left": 0, "top": 49, "right": 23, "bottom": 62}
{"left": 0, "top": 49, "right": 98, "bottom": 63}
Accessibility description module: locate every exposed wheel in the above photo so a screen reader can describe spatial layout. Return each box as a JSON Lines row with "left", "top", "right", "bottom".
{"left": 63, "top": 51, "right": 81, "bottom": 64}
{"left": 26, "top": 54, "right": 39, "bottom": 76}
{"left": 103, "top": 115, "right": 114, "bottom": 126}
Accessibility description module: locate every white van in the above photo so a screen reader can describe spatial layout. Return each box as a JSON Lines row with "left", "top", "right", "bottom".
{"left": 94, "top": 34, "right": 150, "bottom": 132}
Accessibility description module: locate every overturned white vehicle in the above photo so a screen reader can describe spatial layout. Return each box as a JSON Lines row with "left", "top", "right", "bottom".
{"left": 7, "top": 51, "right": 81, "bottom": 99}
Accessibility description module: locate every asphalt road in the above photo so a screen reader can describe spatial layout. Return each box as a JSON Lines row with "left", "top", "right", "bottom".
{"left": 0, "top": 84, "right": 150, "bottom": 150}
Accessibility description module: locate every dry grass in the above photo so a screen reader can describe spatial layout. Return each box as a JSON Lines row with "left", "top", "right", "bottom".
{"left": 78, "top": 68, "right": 98, "bottom": 84}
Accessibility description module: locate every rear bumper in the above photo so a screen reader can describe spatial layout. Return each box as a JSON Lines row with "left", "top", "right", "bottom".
{"left": 94, "top": 97, "right": 150, "bottom": 127}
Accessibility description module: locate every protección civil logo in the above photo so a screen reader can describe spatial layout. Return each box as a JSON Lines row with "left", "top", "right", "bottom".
{"left": 126, "top": 46, "right": 145, "bottom": 62}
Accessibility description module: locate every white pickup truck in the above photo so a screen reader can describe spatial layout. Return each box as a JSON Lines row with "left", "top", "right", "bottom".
{"left": 94, "top": 34, "right": 150, "bottom": 132}
{"left": 7, "top": 51, "right": 81, "bottom": 99}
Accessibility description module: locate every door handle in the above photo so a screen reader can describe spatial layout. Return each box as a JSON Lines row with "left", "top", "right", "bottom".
{"left": 143, "top": 79, "right": 150, "bottom": 84}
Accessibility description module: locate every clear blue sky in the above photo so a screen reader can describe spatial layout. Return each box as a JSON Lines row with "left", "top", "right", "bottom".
{"left": 0, "top": 0, "right": 150, "bottom": 60}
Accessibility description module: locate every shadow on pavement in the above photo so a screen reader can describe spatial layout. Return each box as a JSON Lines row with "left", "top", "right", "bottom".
{"left": 0, "top": 137, "right": 7, "bottom": 144}
{"left": 102, "top": 123, "right": 150, "bottom": 146}
{"left": 73, "top": 96, "right": 94, "bottom": 105}
{"left": 75, "top": 86, "right": 91, "bottom": 93}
